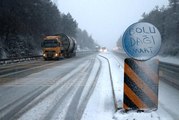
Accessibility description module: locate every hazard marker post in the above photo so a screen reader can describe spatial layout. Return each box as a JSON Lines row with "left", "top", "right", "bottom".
{"left": 124, "top": 58, "right": 159, "bottom": 110}
{"left": 122, "top": 22, "right": 161, "bottom": 111}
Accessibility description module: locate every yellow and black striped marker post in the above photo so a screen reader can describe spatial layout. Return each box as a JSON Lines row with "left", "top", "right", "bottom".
{"left": 123, "top": 58, "right": 159, "bottom": 111}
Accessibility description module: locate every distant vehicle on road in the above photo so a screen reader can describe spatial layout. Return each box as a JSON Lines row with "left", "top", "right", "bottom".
{"left": 100, "top": 47, "right": 108, "bottom": 52}
{"left": 41, "top": 33, "right": 77, "bottom": 60}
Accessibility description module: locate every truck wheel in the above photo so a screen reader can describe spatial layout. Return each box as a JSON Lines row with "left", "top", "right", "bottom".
{"left": 44, "top": 58, "right": 48, "bottom": 61}
{"left": 56, "top": 57, "right": 59, "bottom": 60}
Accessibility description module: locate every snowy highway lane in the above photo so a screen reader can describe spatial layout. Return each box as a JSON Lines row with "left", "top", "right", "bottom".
{"left": 0, "top": 53, "right": 102, "bottom": 120}
{"left": 0, "top": 52, "right": 179, "bottom": 120}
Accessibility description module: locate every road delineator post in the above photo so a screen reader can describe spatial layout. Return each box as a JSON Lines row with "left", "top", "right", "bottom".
{"left": 121, "top": 22, "right": 161, "bottom": 112}
{"left": 123, "top": 58, "right": 159, "bottom": 111}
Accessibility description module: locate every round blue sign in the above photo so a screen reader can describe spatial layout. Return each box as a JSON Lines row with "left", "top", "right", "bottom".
{"left": 122, "top": 22, "right": 161, "bottom": 60}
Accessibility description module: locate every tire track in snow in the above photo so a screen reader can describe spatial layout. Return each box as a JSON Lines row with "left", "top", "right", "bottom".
{"left": 16, "top": 59, "right": 94, "bottom": 120}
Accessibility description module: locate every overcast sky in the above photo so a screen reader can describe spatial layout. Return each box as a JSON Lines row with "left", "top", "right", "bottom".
{"left": 53, "top": 0, "right": 169, "bottom": 49}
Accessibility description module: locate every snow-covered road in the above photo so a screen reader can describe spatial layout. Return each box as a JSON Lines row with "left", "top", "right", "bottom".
{"left": 81, "top": 55, "right": 115, "bottom": 120}
{"left": 0, "top": 52, "right": 179, "bottom": 120}
{"left": 0, "top": 54, "right": 101, "bottom": 120}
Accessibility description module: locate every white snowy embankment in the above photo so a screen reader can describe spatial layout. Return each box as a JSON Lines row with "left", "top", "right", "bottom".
{"left": 81, "top": 54, "right": 115, "bottom": 120}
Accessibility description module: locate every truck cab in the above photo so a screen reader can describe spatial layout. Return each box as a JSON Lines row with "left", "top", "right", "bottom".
{"left": 41, "top": 36, "right": 63, "bottom": 60}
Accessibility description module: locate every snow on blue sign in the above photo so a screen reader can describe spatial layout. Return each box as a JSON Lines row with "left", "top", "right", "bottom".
{"left": 122, "top": 22, "right": 161, "bottom": 60}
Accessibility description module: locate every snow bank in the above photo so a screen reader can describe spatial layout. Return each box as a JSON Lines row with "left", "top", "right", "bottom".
{"left": 81, "top": 55, "right": 115, "bottom": 120}
{"left": 113, "top": 110, "right": 160, "bottom": 120}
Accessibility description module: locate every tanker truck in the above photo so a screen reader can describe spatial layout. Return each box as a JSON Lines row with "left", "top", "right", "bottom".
{"left": 41, "top": 33, "right": 77, "bottom": 60}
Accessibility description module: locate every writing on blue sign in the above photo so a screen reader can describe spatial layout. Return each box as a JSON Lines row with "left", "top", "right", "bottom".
{"left": 127, "top": 26, "right": 158, "bottom": 54}
{"left": 130, "top": 35, "right": 155, "bottom": 46}
{"left": 130, "top": 47, "right": 153, "bottom": 54}
{"left": 129, "top": 26, "right": 156, "bottom": 35}
{"left": 122, "top": 22, "right": 161, "bottom": 60}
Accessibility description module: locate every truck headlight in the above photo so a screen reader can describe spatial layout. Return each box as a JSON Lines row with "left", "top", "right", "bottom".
{"left": 55, "top": 53, "right": 58, "bottom": 57}
{"left": 43, "top": 53, "right": 46, "bottom": 57}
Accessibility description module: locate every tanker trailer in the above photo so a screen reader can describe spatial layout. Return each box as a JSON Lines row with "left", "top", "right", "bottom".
{"left": 58, "top": 33, "right": 77, "bottom": 58}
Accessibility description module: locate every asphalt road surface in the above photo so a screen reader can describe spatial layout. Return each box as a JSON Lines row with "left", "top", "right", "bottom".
{"left": 0, "top": 53, "right": 101, "bottom": 120}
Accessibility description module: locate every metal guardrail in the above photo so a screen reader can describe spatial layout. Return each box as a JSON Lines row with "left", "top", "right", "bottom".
{"left": 0, "top": 55, "right": 42, "bottom": 65}
{"left": 98, "top": 55, "right": 118, "bottom": 111}
{"left": 159, "top": 61, "right": 179, "bottom": 89}
{"left": 0, "top": 51, "right": 97, "bottom": 65}
{"left": 113, "top": 50, "right": 179, "bottom": 89}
